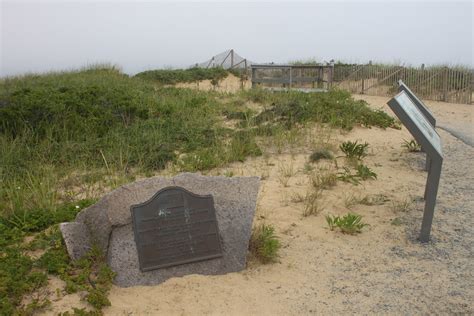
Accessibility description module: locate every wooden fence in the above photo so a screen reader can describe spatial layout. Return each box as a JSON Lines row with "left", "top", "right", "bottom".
{"left": 251, "top": 64, "right": 334, "bottom": 91}
{"left": 333, "top": 64, "right": 473, "bottom": 104}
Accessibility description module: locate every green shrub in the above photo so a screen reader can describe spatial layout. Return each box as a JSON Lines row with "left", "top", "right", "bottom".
{"left": 309, "top": 149, "right": 334, "bottom": 162}
{"left": 0, "top": 200, "right": 104, "bottom": 314}
{"left": 325, "top": 213, "right": 368, "bottom": 234}
{"left": 134, "top": 67, "right": 229, "bottom": 84}
{"left": 86, "top": 288, "right": 111, "bottom": 309}
{"left": 0, "top": 247, "right": 48, "bottom": 313}
{"left": 249, "top": 224, "right": 281, "bottom": 263}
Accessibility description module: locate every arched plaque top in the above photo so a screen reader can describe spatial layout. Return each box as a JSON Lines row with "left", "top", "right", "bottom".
{"left": 130, "top": 186, "right": 213, "bottom": 211}
{"left": 131, "top": 186, "right": 223, "bottom": 272}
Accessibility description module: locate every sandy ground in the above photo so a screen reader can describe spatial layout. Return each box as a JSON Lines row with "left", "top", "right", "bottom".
{"left": 40, "top": 91, "right": 473, "bottom": 315}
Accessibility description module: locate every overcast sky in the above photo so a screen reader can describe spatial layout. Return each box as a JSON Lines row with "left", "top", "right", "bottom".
{"left": 1, "top": 1, "right": 472, "bottom": 76}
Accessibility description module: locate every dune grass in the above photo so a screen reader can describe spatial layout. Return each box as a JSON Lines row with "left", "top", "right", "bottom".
{"left": 134, "top": 67, "right": 229, "bottom": 84}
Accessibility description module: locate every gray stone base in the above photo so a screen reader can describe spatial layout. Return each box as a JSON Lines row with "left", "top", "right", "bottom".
{"left": 60, "top": 173, "right": 260, "bottom": 287}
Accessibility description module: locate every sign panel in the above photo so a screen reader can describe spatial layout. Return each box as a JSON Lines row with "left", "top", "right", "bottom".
{"left": 131, "top": 187, "right": 223, "bottom": 271}
{"left": 389, "top": 91, "right": 442, "bottom": 157}
{"left": 398, "top": 80, "right": 436, "bottom": 127}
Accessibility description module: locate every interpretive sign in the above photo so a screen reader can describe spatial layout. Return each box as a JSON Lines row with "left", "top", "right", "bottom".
{"left": 387, "top": 91, "right": 443, "bottom": 242}
{"left": 131, "top": 187, "right": 223, "bottom": 271}
{"left": 398, "top": 80, "right": 436, "bottom": 171}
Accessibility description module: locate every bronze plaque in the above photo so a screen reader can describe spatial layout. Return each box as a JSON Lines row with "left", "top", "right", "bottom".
{"left": 131, "top": 186, "right": 223, "bottom": 272}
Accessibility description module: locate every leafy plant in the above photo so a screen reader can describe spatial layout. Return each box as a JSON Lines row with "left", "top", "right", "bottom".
{"left": 249, "top": 224, "right": 281, "bottom": 263}
{"left": 325, "top": 213, "right": 368, "bottom": 234}
{"left": 337, "top": 164, "right": 377, "bottom": 184}
{"left": 402, "top": 139, "right": 421, "bottom": 152}
{"left": 340, "top": 141, "right": 369, "bottom": 160}
{"left": 337, "top": 167, "right": 361, "bottom": 185}
{"left": 355, "top": 164, "right": 377, "bottom": 180}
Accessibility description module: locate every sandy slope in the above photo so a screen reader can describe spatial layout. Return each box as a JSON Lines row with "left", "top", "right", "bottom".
{"left": 41, "top": 92, "right": 473, "bottom": 315}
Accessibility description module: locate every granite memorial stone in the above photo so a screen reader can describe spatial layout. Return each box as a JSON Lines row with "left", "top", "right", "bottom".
{"left": 60, "top": 173, "right": 260, "bottom": 287}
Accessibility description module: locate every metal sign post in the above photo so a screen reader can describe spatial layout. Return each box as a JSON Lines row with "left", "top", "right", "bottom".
{"left": 387, "top": 91, "right": 443, "bottom": 242}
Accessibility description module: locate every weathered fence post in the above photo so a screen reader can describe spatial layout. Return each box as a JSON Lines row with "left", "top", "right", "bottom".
{"left": 251, "top": 67, "right": 256, "bottom": 88}
{"left": 361, "top": 65, "right": 365, "bottom": 94}
{"left": 443, "top": 67, "right": 448, "bottom": 102}
{"left": 289, "top": 67, "right": 292, "bottom": 89}
{"left": 329, "top": 63, "right": 334, "bottom": 89}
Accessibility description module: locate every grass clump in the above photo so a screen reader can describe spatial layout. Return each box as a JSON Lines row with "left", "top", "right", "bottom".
{"left": 402, "top": 139, "right": 421, "bottom": 152}
{"left": 344, "top": 193, "right": 389, "bottom": 208}
{"left": 303, "top": 190, "right": 323, "bottom": 217}
{"left": 325, "top": 213, "right": 368, "bottom": 234}
{"left": 249, "top": 224, "right": 281, "bottom": 263}
{"left": 340, "top": 140, "right": 369, "bottom": 160}
{"left": 309, "top": 148, "right": 334, "bottom": 162}
{"left": 277, "top": 163, "right": 295, "bottom": 187}
{"left": 390, "top": 198, "right": 413, "bottom": 213}
{"left": 310, "top": 170, "right": 337, "bottom": 190}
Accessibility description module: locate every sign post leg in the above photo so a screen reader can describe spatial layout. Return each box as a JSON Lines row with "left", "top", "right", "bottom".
{"left": 419, "top": 158, "right": 442, "bottom": 242}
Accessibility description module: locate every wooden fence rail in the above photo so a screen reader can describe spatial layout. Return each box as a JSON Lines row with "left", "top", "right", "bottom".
{"left": 333, "top": 64, "right": 473, "bottom": 104}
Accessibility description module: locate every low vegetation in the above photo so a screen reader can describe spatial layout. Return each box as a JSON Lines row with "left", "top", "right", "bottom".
{"left": 303, "top": 190, "right": 324, "bottom": 217}
{"left": 402, "top": 139, "right": 421, "bottom": 152}
{"left": 390, "top": 198, "right": 413, "bottom": 213}
{"left": 325, "top": 213, "right": 368, "bottom": 234}
{"left": 0, "top": 65, "right": 399, "bottom": 313}
{"left": 340, "top": 140, "right": 369, "bottom": 160}
{"left": 242, "top": 89, "right": 396, "bottom": 131}
{"left": 310, "top": 170, "right": 338, "bottom": 190}
{"left": 134, "top": 67, "right": 229, "bottom": 84}
{"left": 337, "top": 164, "right": 377, "bottom": 185}
{"left": 249, "top": 224, "right": 281, "bottom": 263}
{"left": 309, "top": 148, "right": 334, "bottom": 162}
{"left": 344, "top": 193, "right": 389, "bottom": 208}
{"left": 0, "top": 200, "right": 116, "bottom": 314}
